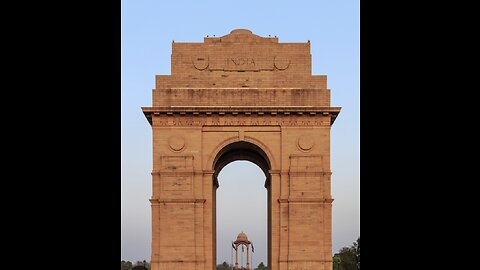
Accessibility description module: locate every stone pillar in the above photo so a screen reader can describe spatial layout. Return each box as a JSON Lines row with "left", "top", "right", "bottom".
{"left": 235, "top": 244, "right": 239, "bottom": 270}
{"left": 269, "top": 171, "right": 281, "bottom": 270}
{"left": 246, "top": 245, "right": 250, "bottom": 270}
{"left": 150, "top": 197, "right": 160, "bottom": 270}
{"left": 203, "top": 171, "right": 215, "bottom": 270}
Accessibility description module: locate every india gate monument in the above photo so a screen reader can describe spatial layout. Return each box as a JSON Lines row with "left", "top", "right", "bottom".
{"left": 142, "top": 29, "right": 341, "bottom": 270}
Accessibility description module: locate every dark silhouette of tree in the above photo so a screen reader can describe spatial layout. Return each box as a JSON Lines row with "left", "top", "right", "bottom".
{"left": 332, "top": 237, "right": 360, "bottom": 270}
{"left": 121, "top": 260, "right": 133, "bottom": 270}
{"left": 333, "top": 254, "right": 342, "bottom": 270}
{"left": 122, "top": 260, "right": 150, "bottom": 270}
{"left": 216, "top": 261, "right": 231, "bottom": 270}
{"left": 353, "top": 237, "right": 360, "bottom": 269}
{"left": 255, "top": 261, "right": 268, "bottom": 270}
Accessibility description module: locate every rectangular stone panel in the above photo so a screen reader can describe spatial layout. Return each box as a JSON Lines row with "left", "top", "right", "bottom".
{"left": 290, "top": 175, "right": 321, "bottom": 197}
{"left": 158, "top": 203, "right": 196, "bottom": 261}
{"left": 289, "top": 203, "right": 323, "bottom": 260}
{"left": 160, "top": 156, "right": 194, "bottom": 171}
{"left": 162, "top": 174, "right": 192, "bottom": 192}
{"left": 289, "top": 155, "right": 323, "bottom": 172}
{"left": 153, "top": 88, "right": 330, "bottom": 107}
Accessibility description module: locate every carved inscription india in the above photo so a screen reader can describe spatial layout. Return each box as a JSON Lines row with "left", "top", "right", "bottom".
{"left": 194, "top": 56, "right": 290, "bottom": 71}
{"left": 227, "top": 57, "right": 255, "bottom": 66}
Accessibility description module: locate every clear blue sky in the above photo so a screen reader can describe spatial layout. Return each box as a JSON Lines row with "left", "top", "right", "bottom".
{"left": 121, "top": 0, "right": 359, "bottom": 265}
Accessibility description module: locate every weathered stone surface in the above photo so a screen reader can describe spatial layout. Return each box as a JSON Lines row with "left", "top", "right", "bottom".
{"left": 143, "top": 29, "right": 340, "bottom": 270}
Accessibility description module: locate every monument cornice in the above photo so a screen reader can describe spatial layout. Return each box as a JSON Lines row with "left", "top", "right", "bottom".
{"left": 142, "top": 106, "right": 340, "bottom": 125}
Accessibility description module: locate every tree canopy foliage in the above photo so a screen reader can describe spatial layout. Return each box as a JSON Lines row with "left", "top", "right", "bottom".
{"left": 255, "top": 261, "right": 268, "bottom": 270}
{"left": 333, "top": 237, "right": 360, "bottom": 270}
{"left": 216, "top": 261, "right": 231, "bottom": 270}
{"left": 215, "top": 261, "right": 268, "bottom": 270}
{"left": 121, "top": 260, "right": 150, "bottom": 270}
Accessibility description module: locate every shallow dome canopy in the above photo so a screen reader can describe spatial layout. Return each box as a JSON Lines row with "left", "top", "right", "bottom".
{"left": 234, "top": 232, "right": 250, "bottom": 244}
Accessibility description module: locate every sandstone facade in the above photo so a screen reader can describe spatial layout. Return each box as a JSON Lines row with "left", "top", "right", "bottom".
{"left": 142, "top": 29, "right": 340, "bottom": 270}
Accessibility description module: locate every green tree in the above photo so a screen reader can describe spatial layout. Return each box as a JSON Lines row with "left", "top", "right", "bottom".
{"left": 131, "top": 260, "right": 150, "bottom": 270}
{"left": 337, "top": 246, "right": 357, "bottom": 270}
{"left": 332, "top": 237, "right": 360, "bottom": 270}
{"left": 121, "top": 260, "right": 133, "bottom": 270}
{"left": 255, "top": 261, "right": 268, "bottom": 270}
{"left": 353, "top": 237, "right": 360, "bottom": 269}
{"left": 216, "top": 261, "right": 231, "bottom": 270}
{"left": 332, "top": 254, "right": 341, "bottom": 270}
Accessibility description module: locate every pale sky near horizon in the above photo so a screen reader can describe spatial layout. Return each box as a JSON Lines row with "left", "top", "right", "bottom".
{"left": 122, "top": 0, "right": 359, "bottom": 266}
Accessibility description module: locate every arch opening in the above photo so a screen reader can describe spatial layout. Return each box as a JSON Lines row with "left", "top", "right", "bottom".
{"left": 212, "top": 141, "right": 272, "bottom": 269}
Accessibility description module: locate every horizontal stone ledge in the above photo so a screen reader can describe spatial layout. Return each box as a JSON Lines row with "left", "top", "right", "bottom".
{"left": 279, "top": 259, "right": 333, "bottom": 262}
{"left": 143, "top": 106, "right": 341, "bottom": 114}
{"left": 287, "top": 171, "right": 332, "bottom": 175}
{"left": 151, "top": 259, "right": 206, "bottom": 263}
{"left": 143, "top": 106, "right": 340, "bottom": 126}
{"left": 149, "top": 198, "right": 206, "bottom": 204}
{"left": 202, "top": 126, "right": 281, "bottom": 131}
{"left": 156, "top": 87, "right": 324, "bottom": 90}
{"left": 278, "top": 198, "right": 334, "bottom": 203}
{"left": 151, "top": 170, "right": 198, "bottom": 175}
{"left": 152, "top": 170, "right": 210, "bottom": 175}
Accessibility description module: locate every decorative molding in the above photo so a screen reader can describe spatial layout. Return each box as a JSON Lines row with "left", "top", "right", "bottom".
{"left": 143, "top": 106, "right": 340, "bottom": 126}
{"left": 153, "top": 170, "right": 206, "bottom": 175}
{"left": 278, "top": 198, "right": 334, "bottom": 203}
{"left": 287, "top": 171, "right": 332, "bottom": 176}
{"left": 297, "top": 135, "right": 314, "bottom": 152}
{"left": 168, "top": 136, "right": 186, "bottom": 152}
{"left": 151, "top": 259, "right": 207, "bottom": 263}
{"left": 149, "top": 197, "right": 160, "bottom": 203}
{"left": 150, "top": 115, "right": 333, "bottom": 127}
{"left": 193, "top": 56, "right": 209, "bottom": 70}
{"left": 151, "top": 198, "right": 206, "bottom": 204}
{"left": 202, "top": 170, "right": 215, "bottom": 175}
{"left": 143, "top": 106, "right": 341, "bottom": 114}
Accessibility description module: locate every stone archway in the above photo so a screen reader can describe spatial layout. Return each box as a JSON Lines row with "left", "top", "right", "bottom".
{"left": 143, "top": 29, "right": 340, "bottom": 270}
{"left": 211, "top": 141, "right": 272, "bottom": 268}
